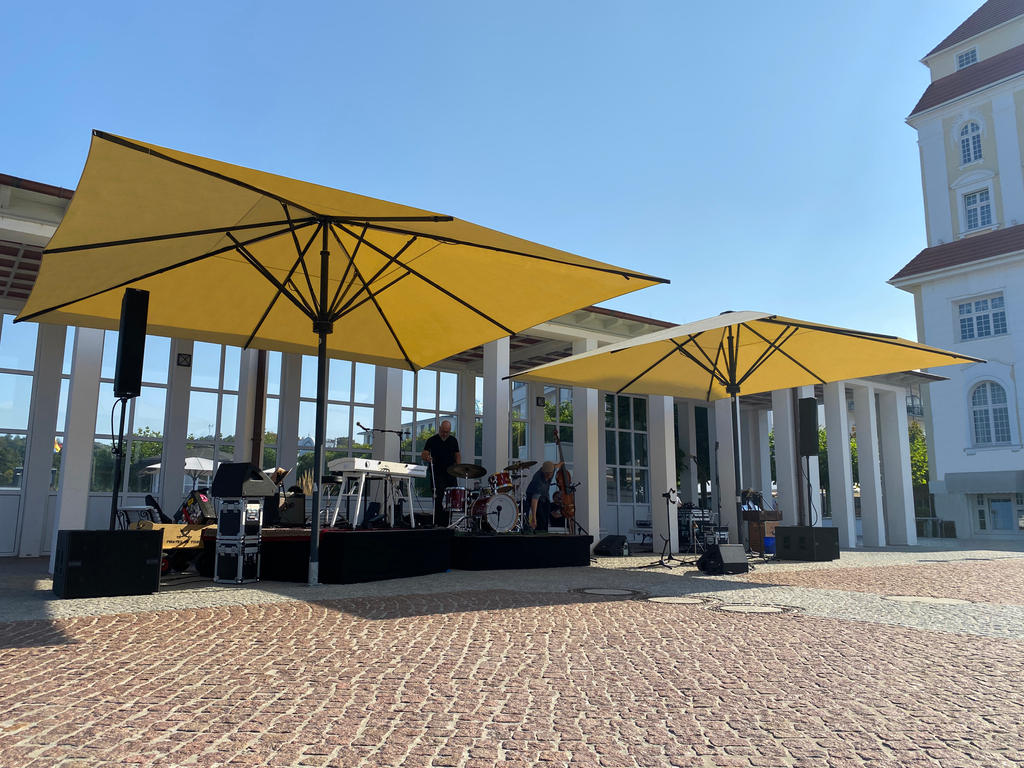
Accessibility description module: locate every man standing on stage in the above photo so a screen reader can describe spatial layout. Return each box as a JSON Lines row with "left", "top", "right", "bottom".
{"left": 524, "top": 459, "right": 562, "bottom": 533}
{"left": 421, "top": 420, "right": 461, "bottom": 527}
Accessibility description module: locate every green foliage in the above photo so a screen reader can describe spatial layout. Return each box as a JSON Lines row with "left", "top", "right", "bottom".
{"left": 0, "top": 434, "right": 27, "bottom": 488}
{"left": 909, "top": 421, "right": 928, "bottom": 487}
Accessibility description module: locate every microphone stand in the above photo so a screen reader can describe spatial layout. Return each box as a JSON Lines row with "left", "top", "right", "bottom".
{"left": 640, "top": 489, "right": 685, "bottom": 569}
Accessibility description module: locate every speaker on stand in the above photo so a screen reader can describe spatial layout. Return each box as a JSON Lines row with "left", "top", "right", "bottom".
{"left": 797, "top": 396, "right": 818, "bottom": 527}
{"left": 108, "top": 289, "right": 149, "bottom": 531}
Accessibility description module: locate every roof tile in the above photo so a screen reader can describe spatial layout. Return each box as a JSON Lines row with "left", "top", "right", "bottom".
{"left": 891, "top": 223, "right": 1024, "bottom": 281}
{"left": 911, "top": 41, "right": 1024, "bottom": 116}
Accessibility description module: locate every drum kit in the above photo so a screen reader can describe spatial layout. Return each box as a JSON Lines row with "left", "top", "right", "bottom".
{"left": 443, "top": 460, "right": 538, "bottom": 532}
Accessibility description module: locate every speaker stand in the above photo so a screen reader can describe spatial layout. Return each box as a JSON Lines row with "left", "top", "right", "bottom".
{"left": 108, "top": 396, "right": 130, "bottom": 531}
{"left": 639, "top": 491, "right": 686, "bottom": 569}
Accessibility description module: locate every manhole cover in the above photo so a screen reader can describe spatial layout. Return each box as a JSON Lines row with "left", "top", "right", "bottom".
{"left": 571, "top": 587, "right": 647, "bottom": 598}
{"left": 647, "top": 596, "right": 708, "bottom": 605}
{"left": 714, "top": 604, "right": 795, "bottom": 614}
{"left": 884, "top": 595, "right": 973, "bottom": 605}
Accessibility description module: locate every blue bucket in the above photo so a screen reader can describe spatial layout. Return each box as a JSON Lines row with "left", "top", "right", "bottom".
{"left": 763, "top": 536, "right": 776, "bottom": 555}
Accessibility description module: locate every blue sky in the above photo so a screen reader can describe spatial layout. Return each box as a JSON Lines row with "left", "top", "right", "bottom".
{"left": 3, "top": 1, "right": 981, "bottom": 340}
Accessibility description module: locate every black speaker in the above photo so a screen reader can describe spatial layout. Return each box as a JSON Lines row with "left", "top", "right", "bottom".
{"left": 696, "top": 543, "right": 748, "bottom": 575}
{"left": 211, "top": 463, "right": 277, "bottom": 498}
{"left": 798, "top": 396, "right": 818, "bottom": 457}
{"left": 775, "top": 525, "right": 839, "bottom": 561}
{"left": 52, "top": 529, "right": 162, "bottom": 598}
{"left": 594, "top": 535, "right": 629, "bottom": 556}
{"left": 113, "top": 288, "right": 149, "bottom": 398}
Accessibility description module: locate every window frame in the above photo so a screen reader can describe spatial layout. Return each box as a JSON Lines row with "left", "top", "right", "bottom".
{"left": 959, "top": 121, "right": 982, "bottom": 166}
{"left": 968, "top": 380, "right": 1013, "bottom": 448}
{"left": 956, "top": 47, "right": 978, "bottom": 70}
{"left": 955, "top": 292, "right": 1008, "bottom": 343}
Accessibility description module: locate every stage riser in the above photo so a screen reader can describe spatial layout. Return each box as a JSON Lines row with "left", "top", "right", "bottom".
{"left": 200, "top": 529, "right": 591, "bottom": 582}
{"left": 452, "top": 535, "right": 593, "bottom": 570}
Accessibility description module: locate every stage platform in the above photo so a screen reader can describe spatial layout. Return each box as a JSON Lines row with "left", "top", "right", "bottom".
{"left": 201, "top": 527, "right": 453, "bottom": 584}
{"left": 200, "top": 527, "right": 593, "bottom": 583}
{"left": 451, "top": 533, "right": 593, "bottom": 570}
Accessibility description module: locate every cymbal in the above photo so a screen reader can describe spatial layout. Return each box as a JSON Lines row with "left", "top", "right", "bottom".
{"left": 504, "top": 460, "right": 537, "bottom": 472}
{"left": 447, "top": 463, "right": 487, "bottom": 479}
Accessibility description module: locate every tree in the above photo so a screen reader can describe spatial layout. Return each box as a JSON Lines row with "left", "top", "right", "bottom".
{"left": 908, "top": 421, "right": 928, "bottom": 487}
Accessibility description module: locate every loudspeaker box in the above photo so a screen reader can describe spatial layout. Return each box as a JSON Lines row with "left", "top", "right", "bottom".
{"left": 53, "top": 529, "right": 162, "bottom": 598}
{"left": 696, "top": 543, "right": 748, "bottom": 575}
{"left": 775, "top": 525, "right": 839, "bottom": 561}
{"left": 798, "top": 396, "right": 818, "bottom": 457}
{"left": 113, "top": 288, "right": 149, "bottom": 398}
{"left": 594, "top": 535, "right": 629, "bottom": 557}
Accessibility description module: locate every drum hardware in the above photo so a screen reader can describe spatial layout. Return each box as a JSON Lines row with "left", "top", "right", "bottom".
{"left": 488, "top": 471, "right": 514, "bottom": 494}
{"left": 503, "top": 460, "right": 537, "bottom": 472}
{"left": 447, "top": 463, "right": 487, "bottom": 479}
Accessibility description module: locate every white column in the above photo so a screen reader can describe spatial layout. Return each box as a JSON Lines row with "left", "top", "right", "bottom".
{"left": 675, "top": 400, "right": 698, "bottom": 505}
{"left": 160, "top": 339, "right": 193, "bottom": 510}
{"left": 823, "top": 381, "right": 856, "bottom": 548}
{"left": 233, "top": 348, "right": 260, "bottom": 463}
{"left": 19, "top": 323, "right": 67, "bottom": 557}
{"left": 796, "top": 386, "right": 822, "bottom": 526}
{"left": 572, "top": 338, "right": 600, "bottom": 543}
{"left": 879, "top": 388, "right": 917, "bottom": 546}
{"left": 527, "top": 381, "right": 546, "bottom": 461}
{"left": 916, "top": 117, "right": 953, "bottom": 245}
{"left": 457, "top": 371, "right": 476, "bottom": 462}
{"left": 276, "top": 353, "right": 301, "bottom": 480}
{"left": 713, "top": 399, "right": 738, "bottom": 543}
{"left": 372, "top": 366, "right": 404, "bottom": 462}
{"left": 754, "top": 408, "right": 772, "bottom": 497}
{"left": 50, "top": 327, "right": 103, "bottom": 572}
{"left": 482, "top": 338, "right": 510, "bottom": 479}
{"left": 993, "top": 91, "right": 1024, "bottom": 225}
{"left": 852, "top": 384, "right": 885, "bottom": 547}
{"left": 648, "top": 394, "right": 678, "bottom": 553}
{"left": 771, "top": 389, "right": 799, "bottom": 526}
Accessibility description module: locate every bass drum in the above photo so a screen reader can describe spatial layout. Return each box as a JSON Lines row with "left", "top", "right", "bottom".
{"left": 470, "top": 492, "right": 519, "bottom": 532}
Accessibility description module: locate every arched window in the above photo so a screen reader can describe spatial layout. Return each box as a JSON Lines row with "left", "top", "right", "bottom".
{"left": 971, "top": 381, "right": 1011, "bottom": 445}
{"left": 960, "top": 122, "right": 982, "bottom": 165}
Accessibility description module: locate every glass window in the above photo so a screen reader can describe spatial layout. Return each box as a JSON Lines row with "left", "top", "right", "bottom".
{"left": 353, "top": 363, "right": 374, "bottom": 403}
{"left": 605, "top": 394, "right": 648, "bottom": 505}
{"left": 0, "top": 433, "right": 27, "bottom": 489}
{"left": 141, "top": 336, "right": 170, "bottom": 385}
{"left": 956, "top": 47, "right": 977, "bottom": 70}
{"left": 959, "top": 122, "right": 982, "bottom": 165}
{"left": 191, "top": 342, "right": 223, "bottom": 389}
{"left": 964, "top": 189, "right": 992, "bottom": 231}
{"left": 328, "top": 359, "right": 352, "bottom": 401}
{"left": 266, "top": 351, "right": 282, "bottom": 396}
{"left": 0, "top": 315, "right": 38, "bottom": 371}
{"left": 0, "top": 373, "right": 33, "bottom": 431}
{"left": 971, "top": 381, "right": 1012, "bottom": 445}
{"left": 958, "top": 293, "right": 1008, "bottom": 342}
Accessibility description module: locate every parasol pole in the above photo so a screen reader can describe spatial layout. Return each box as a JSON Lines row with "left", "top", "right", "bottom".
{"left": 309, "top": 224, "right": 331, "bottom": 586}
{"left": 726, "top": 385, "right": 743, "bottom": 547}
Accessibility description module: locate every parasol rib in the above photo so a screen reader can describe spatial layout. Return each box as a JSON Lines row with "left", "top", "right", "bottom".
{"left": 330, "top": 226, "right": 416, "bottom": 371}
{"left": 18, "top": 220, "right": 318, "bottom": 323}
{"left": 735, "top": 324, "right": 802, "bottom": 386}
{"left": 332, "top": 223, "right": 514, "bottom": 335}
{"left": 43, "top": 217, "right": 318, "bottom": 255}
{"left": 226, "top": 232, "right": 317, "bottom": 319}
{"left": 329, "top": 234, "right": 418, "bottom": 320}
{"left": 614, "top": 342, "right": 685, "bottom": 394}
{"left": 325, "top": 223, "right": 370, "bottom": 319}
{"left": 759, "top": 316, "right": 983, "bottom": 361}
{"left": 243, "top": 222, "right": 323, "bottom": 349}
{"left": 739, "top": 322, "right": 826, "bottom": 386}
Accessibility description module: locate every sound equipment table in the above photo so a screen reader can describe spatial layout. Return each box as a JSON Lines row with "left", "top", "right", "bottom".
{"left": 325, "top": 458, "right": 428, "bottom": 528}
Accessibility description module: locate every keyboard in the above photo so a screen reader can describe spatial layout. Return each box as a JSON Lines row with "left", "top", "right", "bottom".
{"left": 326, "top": 457, "right": 427, "bottom": 478}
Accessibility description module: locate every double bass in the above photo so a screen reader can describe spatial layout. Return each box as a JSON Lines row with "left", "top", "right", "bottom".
{"left": 551, "top": 428, "right": 576, "bottom": 534}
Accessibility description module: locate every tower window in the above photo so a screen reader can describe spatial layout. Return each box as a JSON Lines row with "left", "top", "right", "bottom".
{"left": 960, "top": 122, "right": 982, "bottom": 165}
{"left": 963, "top": 188, "right": 992, "bottom": 231}
{"left": 957, "top": 48, "right": 978, "bottom": 69}
{"left": 958, "top": 293, "right": 1007, "bottom": 341}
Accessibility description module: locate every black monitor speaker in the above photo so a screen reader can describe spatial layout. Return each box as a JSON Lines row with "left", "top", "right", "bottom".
{"left": 52, "top": 529, "right": 162, "bottom": 598}
{"left": 696, "top": 543, "right": 748, "bottom": 575}
{"left": 113, "top": 288, "right": 149, "bottom": 398}
{"left": 798, "top": 396, "right": 818, "bottom": 457}
{"left": 211, "top": 463, "right": 277, "bottom": 498}
{"left": 593, "top": 535, "right": 629, "bottom": 556}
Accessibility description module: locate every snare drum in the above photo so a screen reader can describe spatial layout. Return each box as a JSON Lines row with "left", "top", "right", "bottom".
{"left": 442, "top": 486, "right": 467, "bottom": 513}
{"left": 488, "top": 471, "right": 513, "bottom": 494}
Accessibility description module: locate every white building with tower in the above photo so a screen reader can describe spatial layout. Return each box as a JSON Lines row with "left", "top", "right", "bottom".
{"left": 892, "top": 0, "right": 1024, "bottom": 540}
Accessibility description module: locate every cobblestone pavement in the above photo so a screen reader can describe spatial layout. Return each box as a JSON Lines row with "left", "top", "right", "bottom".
{"left": 1, "top": 544, "right": 1023, "bottom": 767}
